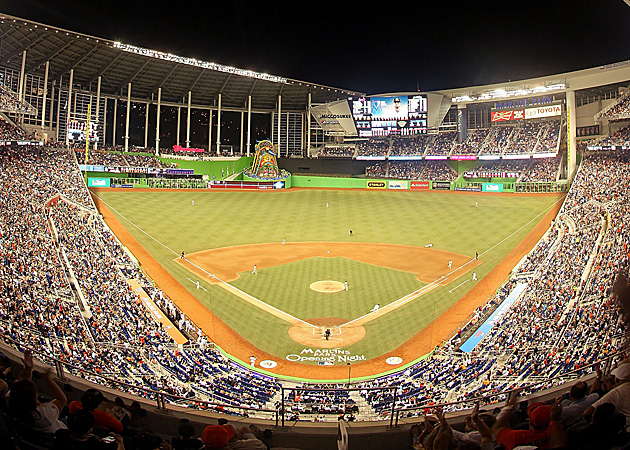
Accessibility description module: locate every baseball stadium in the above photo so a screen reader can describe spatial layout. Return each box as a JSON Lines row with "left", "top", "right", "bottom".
{"left": 1, "top": 9, "right": 630, "bottom": 450}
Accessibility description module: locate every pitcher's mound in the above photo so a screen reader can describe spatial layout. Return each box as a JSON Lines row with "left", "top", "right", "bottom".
{"left": 289, "top": 317, "right": 365, "bottom": 348}
{"left": 310, "top": 280, "right": 345, "bottom": 293}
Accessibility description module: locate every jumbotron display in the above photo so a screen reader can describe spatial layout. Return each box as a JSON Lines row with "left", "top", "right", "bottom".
{"left": 350, "top": 94, "right": 427, "bottom": 137}
{"left": 66, "top": 119, "right": 99, "bottom": 142}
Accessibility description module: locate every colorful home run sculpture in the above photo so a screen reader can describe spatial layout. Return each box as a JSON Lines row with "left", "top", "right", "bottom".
{"left": 244, "top": 140, "right": 290, "bottom": 180}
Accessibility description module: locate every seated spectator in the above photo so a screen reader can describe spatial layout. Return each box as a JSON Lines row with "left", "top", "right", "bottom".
{"left": 127, "top": 401, "right": 148, "bottom": 430}
{"left": 111, "top": 397, "right": 131, "bottom": 429}
{"left": 201, "top": 425, "right": 233, "bottom": 450}
{"left": 7, "top": 349, "right": 67, "bottom": 435}
{"left": 69, "top": 388, "right": 124, "bottom": 434}
{"left": 52, "top": 409, "right": 123, "bottom": 450}
{"left": 225, "top": 423, "right": 266, "bottom": 449}
{"left": 452, "top": 402, "right": 496, "bottom": 447}
{"left": 492, "top": 389, "right": 555, "bottom": 450}
{"left": 567, "top": 402, "right": 626, "bottom": 450}
{"left": 583, "top": 361, "right": 630, "bottom": 425}
{"left": 555, "top": 379, "right": 600, "bottom": 428}
{"left": 172, "top": 420, "right": 203, "bottom": 449}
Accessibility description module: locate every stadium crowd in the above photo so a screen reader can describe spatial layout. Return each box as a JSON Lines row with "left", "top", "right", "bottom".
{"left": 356, "top": 149, "right": 630, "bottom": 440}
{"left": 0, "top": 145, "right": 281, "bottom": 419}
{"left": 1, "top": 124, "right": 630, "bottom": 449}
{"left": 0, "top": 84, "right": 37, "bottom": 115}
{"left": 598, "top": 91, "right": 630, "bottom": 120}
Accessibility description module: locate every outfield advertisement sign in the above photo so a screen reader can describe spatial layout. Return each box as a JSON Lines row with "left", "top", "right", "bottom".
{"left": 482, "top": 183, "right": 504, "bottom": 192}
{"left": 410, "top": 181, "right": 430, "bottom": 190}
{"left": 208, "top": 180, "right": 277, "bottom": 189}
{"left": 367, "top": 180, "right": 386, "bottom": 189}
{"left": 286, "top": 348, "right": 366, "bottom": 364}
{"left": 432, "top": 181, "right": 451, "bottom": 190}
{"left": 87, "top": 178, "right": 110, "bottom": 187}
{"left": 387, "top": 180, "right": 408, "bottom": 189}
{"left": 78, "top": 164, "right": 194, "bottom": 176}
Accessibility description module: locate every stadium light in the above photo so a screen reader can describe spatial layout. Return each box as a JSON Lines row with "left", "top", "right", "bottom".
{"left": 452, "top": 83, "right": 566, "bottom": 103}
{"left": 112, "top": 42, "right": 288, "bottom": 84}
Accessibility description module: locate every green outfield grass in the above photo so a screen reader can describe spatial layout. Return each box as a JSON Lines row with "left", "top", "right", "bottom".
{"left": 93, "top": 188, "right": 562, "bottom": 365}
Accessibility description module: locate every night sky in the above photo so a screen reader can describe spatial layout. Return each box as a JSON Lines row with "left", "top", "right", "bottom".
{"left": 3, "top": 0, "right": 630, "bottom": 95}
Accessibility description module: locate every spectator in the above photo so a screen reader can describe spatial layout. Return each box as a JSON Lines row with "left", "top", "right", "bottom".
{"left": 201, "top": 425, "right": 232, "bottom": 450}
{"left": 69, "top": 388, "right": 124, "bottom": 434}
{"left": 226, "top": 424, "right": 266, "bottom": 449}
{"left": 567, "top": 402, "right": 626, "bottom": 449}
{"left": 51, "top": 409, "right": 123, "bottom": 450}
{"left": 492, "top": 389, "right": 554, "bottom": 450}
{"left": 555, "top": 379, "right": 600, "bottom": 429}
{"left": 7, "top": 349, "right": 67, "bottom": 435}
{"left": 583, "top": 362, "right": 630, "bottom": 425}
{"left": 172, "top": 421, "right": 203, "bottom": 450}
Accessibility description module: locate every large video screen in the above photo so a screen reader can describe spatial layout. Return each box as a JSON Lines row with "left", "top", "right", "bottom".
{"left": 350, "top": 95, "right": 427, "bottom": 137}
{"left": 67, "top": 119, "right": 99, "bottom": 142}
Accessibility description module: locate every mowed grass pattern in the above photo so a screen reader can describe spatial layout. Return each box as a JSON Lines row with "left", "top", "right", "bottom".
{"left": 94, "top": 189, "right": 563, "bottom": 361}
{"left": 232, "top": 256, "right": 423, "bottom": 320}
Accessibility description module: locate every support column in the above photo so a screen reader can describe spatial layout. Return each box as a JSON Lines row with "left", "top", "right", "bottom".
{"left": 18, "top": 50, "right": 27, "bottom": 100}
{"left": 56, "top": 78, "right": 62, "bottom": 142}
{"left": 124, "top": 83, "right": 131, "bottom": 151}
{"left": 40, "top": 61, "right": 49, "bottom": 136}
{"left": 102, "top": 98, "right": 108, "bottom": 147}
{"left": 277, "top": 94, "right": 282, "bottom": 152}
{"left": 144, "top": 101, "right": 150, "bottom": 149}
{"left": 176, "top": 105, "right": 181, "bottom": 146}
{"left": 208, "top": 107, "right": 213, "bottom": 153}
{"left": 49, "top": 80, "right": 55, "bottom": 135}
{"left": 94, "top": 76, "right": 101, "bottom": 149}
{"left": 186, "top": 91, "right": 192, "bottom": 148}
{"left": 239, "top": 110, "right": 244, "bottom": 155}
{"left": 307, "top": 93, "right": 311, "bottom": 157}
{"left": 18, "top": 51, "right": 27, "bottom": 127}
{"left": 155, "top": 87, "right": 162, "bottom": 154}
{"left": 247, "top": 95, "right": 252, "bottom": 157}
{"left": 566, "top": 90, "right": 577, "bottom": 182}
{"left": 66, "top": 69, "right": 74, "bottom": 148}
{"left": 112, "top": 98, "right": 118, "bottom": 147}
{"left": 216, "top": 93, "right": 222, "bottom": 155}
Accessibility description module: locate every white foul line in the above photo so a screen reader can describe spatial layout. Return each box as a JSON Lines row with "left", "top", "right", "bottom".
{"left": 449, "top": 279, "right": 470, "bottom": 293}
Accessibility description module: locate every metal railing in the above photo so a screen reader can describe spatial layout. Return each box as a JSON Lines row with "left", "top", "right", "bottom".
{"left": 1, "top": 333, "right": 624, "bottom": 429}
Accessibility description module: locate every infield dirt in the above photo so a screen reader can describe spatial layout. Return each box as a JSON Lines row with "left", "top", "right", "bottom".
{"left": 92, "top": 190, "right": 564, "bottom": 381}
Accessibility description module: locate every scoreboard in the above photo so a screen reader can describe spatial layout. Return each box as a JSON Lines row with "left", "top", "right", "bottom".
{"left": 350, "top": 94, "right": 427, "bottom": 137}
{"left": 67, "top": 119, "right": 99, "bottom": 142}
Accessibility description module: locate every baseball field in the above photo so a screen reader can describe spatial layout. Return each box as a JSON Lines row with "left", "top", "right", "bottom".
{"left": 91, "top": 187, "right": 564, "bottom": 381}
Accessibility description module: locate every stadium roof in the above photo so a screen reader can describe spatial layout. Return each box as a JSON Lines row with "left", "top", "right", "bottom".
{"left": 0, "top": 13, "right": 364, "bottom": 112}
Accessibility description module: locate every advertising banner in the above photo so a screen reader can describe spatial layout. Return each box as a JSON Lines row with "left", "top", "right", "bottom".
{"left": 387, "top": 180, "right": 408, "bottom": 189}
{"left": 87, "top": 178, "right": 110, "bottom": 187}
{"left": 367, "top": 180, "right": 387, "bottom": 189}
{"left": 460, "top": 283, "right": 527, "bottom": 352}
{"left": 410, "top": 181, "right": 430, "bottom": 190}
{"left": 491, "top": 109, "right": 525, "bottom": 122}
{"left": 208, "top": 181, "right": 276, "bottom": 189}
{"left": 524, "top": 104, "right": 562, "bottom": 119}
{"left": 482, "top": 183, "right": 504, "bottom": 192}
{"left": 173, "top": 144, "right": 204, "bottom": 152}
{"left": 432, "top": 181, "right": 451, "bottom": 190}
